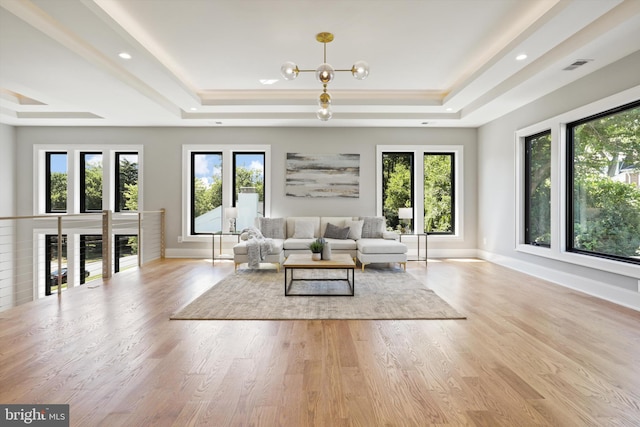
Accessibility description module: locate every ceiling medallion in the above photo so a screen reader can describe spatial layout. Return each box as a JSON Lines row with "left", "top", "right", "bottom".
{"left": 280, "top": 32, "right": 369, "bottom": 121}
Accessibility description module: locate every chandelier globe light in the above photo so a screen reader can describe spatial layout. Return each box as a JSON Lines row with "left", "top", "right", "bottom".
{"left": 280, "top": 32, "right": 369, "bottom": 121}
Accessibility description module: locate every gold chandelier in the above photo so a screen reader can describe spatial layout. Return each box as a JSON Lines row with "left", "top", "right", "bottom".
{"left": 280, "top": 32, "right": 370, "bottom": 121}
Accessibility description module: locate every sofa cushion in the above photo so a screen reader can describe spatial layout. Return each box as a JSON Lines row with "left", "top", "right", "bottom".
{"left": 360, "top": 216, "right": 385, "bottom": 238}
{"left": 324, "top": 238, "right": 357, "bottom": 250}
{"left": 357, "top": 238, "right": 407, "bottom": 254}
{"left": 345, "top": 219, "right": 364, "bottom": 240}
{"left": 324, "top": 222, "right": 351, "bottom": 239}
{"left": 233, "top": 239, "right": 284, "bottom": 255}
{"left": 259, "top": 218, "right": 286, "bottom": 239}
{"left": 292, "top": 220, "right": 315, "bottom": 238}
{"left": 283, "top": 238, "right": 316, "bottom": 250}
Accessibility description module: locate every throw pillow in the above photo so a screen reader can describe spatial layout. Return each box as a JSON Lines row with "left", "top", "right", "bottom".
{"left": 324, "top": 222, "right": 351, "bottom": 240}
{"left": 292, "top": 220, "right": 315, "bottom": 239}
{"left": 258, "top": 217, "right": 286, "bottom": 239}
{"left": 360, "top": 216, "right": 385, "bottom": 238}
{"left": 344, "top": 219, "right": 364, "bottom": 240}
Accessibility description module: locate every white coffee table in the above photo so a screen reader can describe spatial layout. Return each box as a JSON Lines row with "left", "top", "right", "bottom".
{"left": 283, "top": 253, "right": 356, "bottom": 296}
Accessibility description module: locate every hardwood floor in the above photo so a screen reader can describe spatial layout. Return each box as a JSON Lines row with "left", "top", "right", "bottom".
{"left": 1, "top": 258, "right": 639, "bottom": 426}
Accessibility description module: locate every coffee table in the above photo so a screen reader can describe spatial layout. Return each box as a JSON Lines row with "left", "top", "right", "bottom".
{"left": 283, "top": 254, "right": 356, "bottom": 296}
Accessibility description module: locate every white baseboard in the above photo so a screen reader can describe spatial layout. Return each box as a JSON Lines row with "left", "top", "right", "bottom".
{"left": 478, "top": 250, "right": 640, "bottom": 312}
{"left": 165, "top": 248, "right": 212, "bottom": 259}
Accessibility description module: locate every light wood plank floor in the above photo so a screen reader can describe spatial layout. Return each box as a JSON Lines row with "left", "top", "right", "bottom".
{"left": 1, "top": 258, "right": 639, "bottom": 426}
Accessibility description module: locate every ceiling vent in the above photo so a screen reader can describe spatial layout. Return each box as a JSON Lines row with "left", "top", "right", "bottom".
{"left": 563, "top": 59, "right": 593, "bottom": 71}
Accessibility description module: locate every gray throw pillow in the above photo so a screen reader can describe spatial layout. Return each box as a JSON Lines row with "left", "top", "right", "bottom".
{"left": 360, "top": 216, "right": 385, "bottom": 238}
{"left": 258, "top": 217, "right": 286, "bottom": 239}
{"left": 324, "top": 222, "right": 351, "bottom": 240}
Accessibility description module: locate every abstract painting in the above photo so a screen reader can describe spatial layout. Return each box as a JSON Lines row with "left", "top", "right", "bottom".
{"left": 286, "top": 153, "right": 360, "bottom": 198}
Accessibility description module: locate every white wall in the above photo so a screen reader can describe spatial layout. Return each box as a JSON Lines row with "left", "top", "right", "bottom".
{"left": 478, "top": 50, "right": 640, "bottom": 310}
{"left": 0, "top": 124, "right": 16, "bottom": 311}
{"left": 14, "top": 126, "right": 477, "bottom": 256}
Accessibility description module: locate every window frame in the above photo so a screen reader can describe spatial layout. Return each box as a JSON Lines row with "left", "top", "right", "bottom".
{"left": 566, "top": 99, "right": 640, "bottom": 265}
{"left": 523, "top": 130, "right": 552, "bottom": 247}
{"left": 182, "top": 145, "right": 271, "bottom": 242}
{"left": 45, "top": 152, "right": 67, "bottom": 213}
{"left": 190, "top": 151, "right": 223, "bottom": 236}
{"left": 376, "top": 145, "right": 464, "bottom": 240}
{"left": 381, "top": 152, "right": 415, "bottom": 232}
{"left": 34, "top": 145, "right": 143, "bottom": 215}
{"left": 423, "top": 152, "right": 456, "bottom": 235}
{"left": 114, "top": 152, "right": 139, "bottom": 213}
{"left": 514, "top": 86, "right": 640, "bottom": 278}
{"left": 80, "top": 152, "right": 103, "bottom": 213}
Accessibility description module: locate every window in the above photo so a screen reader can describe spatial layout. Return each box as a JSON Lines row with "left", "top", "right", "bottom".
{"left": 183, "top": 145, "right": 271, "bottom": 240}
{"left": 80, "top": 235, "right": 102, "bottom": 282}
{"left": 382, "top": 152, "right": 414, "bottom": 231}
{"left": 80, "top": 152, "right": 103, "bottom": 213}
{"left": 115, "top": 234, "right": 137, "bottom": 272}
{"left": 191, "top": 152, "right": 223, "bottom": 234}
{"left": 115, "top": 153, "right": 139, "bottom": 212}
{"left": 524, "top": 131, "right": 551, "bottom": 246}
{"left": 233, "top": 152, "right": 265, "bottom": 231}
{"left": 46, "top": 152, "right": 67, "bottom": 213}
{"left": 45, "top": 234, "right": 67, "bottom": 296}
{"left": 424, "top": 153, "right": 454, "bottom": 234}
{"left": 567, "top": 100, "right": 640, "bottom": 264}
{"left": 378, "top": 145, "right": 462, "bottom": 237}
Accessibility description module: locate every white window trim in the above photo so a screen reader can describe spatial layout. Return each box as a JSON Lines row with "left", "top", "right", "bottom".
{"left": 515, "top": 85, "right": 640, "bottom": 278}
{"left": 376, "top": 145, "right": 464, "bottom": 241}
{"left": 33, "top": 145, "right": 144, "bottom": 216}
{"left": 181, "top": 144, "right": 271, "bottom": 242}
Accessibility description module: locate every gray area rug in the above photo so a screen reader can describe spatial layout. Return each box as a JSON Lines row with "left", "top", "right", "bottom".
{"left": 171, "top": 268, "right": 465, "bottom": 320}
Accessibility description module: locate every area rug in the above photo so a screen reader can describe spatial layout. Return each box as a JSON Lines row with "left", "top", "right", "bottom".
{"left": 171, "top": 268, "right": 465, "bottom": 320}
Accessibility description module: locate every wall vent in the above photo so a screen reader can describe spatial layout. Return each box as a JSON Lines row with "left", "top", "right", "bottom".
{"left": 563, "top": 59, "right": 593, "bottom": 71}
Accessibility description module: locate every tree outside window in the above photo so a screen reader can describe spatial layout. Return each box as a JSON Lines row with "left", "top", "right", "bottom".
{"left": 525, "top": 131, "right": 551, "bottom": 246}
{"left": 80, "top": 153, "right": 103, "bottom": 212}
{"left": 424, "top": 154, "right": 454, "bottom": 234}
{"left": 382, "top": 153, "right": 413, "bottom": 231}
{"left": 568, "top": 101, "right": 640, "bottom": 263}
{"left": 46, "top": 153, "right": 67, "bottom": 213}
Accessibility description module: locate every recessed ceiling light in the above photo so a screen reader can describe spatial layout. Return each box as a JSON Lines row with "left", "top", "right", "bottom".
{"left": 190, "top": 107, "right": 198, "bottom": 111}
{"left": 259, "top": 79, "right": 278, "bottom": 85}
{"left": 516, "top": 53, "right": 527, "bottom": 61}
{"left": 446, "top": 108, "right": 453, "bottom": 112}
{"left": 118, "top": 52, "right": 132, "bottom": 60}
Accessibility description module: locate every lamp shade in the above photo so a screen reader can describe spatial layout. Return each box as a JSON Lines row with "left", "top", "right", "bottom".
{"left": 398, "top": 208, "right": 413, "bottom": 219}
{"left": 225, "top": 207, "right": 238, "bottom": 218}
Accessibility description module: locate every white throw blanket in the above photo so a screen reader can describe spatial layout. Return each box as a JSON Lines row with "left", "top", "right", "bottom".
{"left": 243, "top": 227, "right": 273, "bottom": 268}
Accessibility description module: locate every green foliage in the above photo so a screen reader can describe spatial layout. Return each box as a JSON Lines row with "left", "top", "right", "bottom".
{"left": 50, "top": 172, "right": 67, "bottom": 211}
{"left": 382, "top": 154, "right": 412, "bottom": 229}
{"left": 119, "top": 158, "right": 138, "bottom": 211}
{"left": 423, "top": 155, "right": 452, "bottom": 233}
{"left": 572, "top": 105, "right": 640, "bottom": 258}
{"left": 84, "top": 163, "right": 103, "bottom": 210}
{"left": 235, "top": 166, "right": 264, "bottom": 202}
{"left": 528, "top": 133, "right": 551, "bottom": 245}
{"left": 309, "top": 239, "right": 324, "bottom": 253}
{"left": 573, "top": 175, "right": 640, "bottom": 257}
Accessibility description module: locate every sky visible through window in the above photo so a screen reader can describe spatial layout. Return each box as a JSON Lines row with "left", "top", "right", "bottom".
{"left": 194, "top": 154, "right": 263, "bottom": 186}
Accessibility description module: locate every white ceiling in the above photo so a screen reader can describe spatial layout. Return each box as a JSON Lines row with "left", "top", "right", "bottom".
{"left": 1, "top": 0, "right": 639, "bottom": 128}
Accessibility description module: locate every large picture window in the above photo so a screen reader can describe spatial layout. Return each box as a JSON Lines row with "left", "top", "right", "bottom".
{"left": 524, "top": 131, "right": 551, "bottom": 246}
{"left": 567, "top": 100, "right": 640, "bottom": 264}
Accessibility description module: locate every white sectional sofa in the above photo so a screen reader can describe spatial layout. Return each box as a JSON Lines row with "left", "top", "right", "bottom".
{"left": 233, "top": 216, "right": 407, "bottom": 271}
